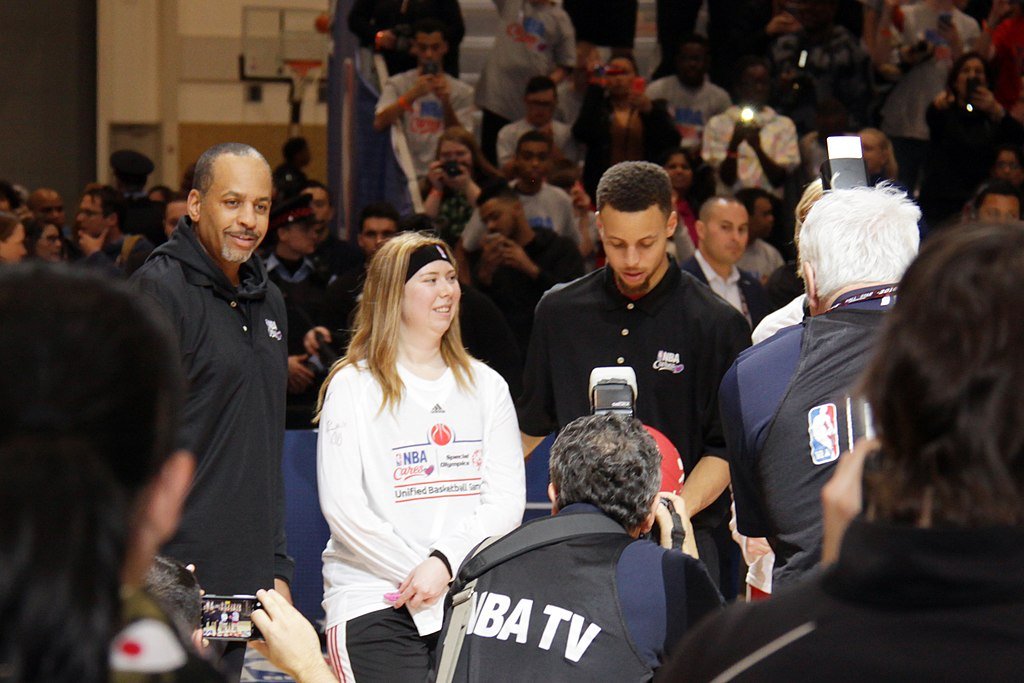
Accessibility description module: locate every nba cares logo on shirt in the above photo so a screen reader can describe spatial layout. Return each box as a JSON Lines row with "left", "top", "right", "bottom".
{"left": 652, "top": 350, "right": 684, "bottom": 374}
{"left": 264, "top": 319, "right": 283, "bottom": 341}
{"left": 430, "top": 423, "right": 453, "bottom": 446}
{"left": 808, "top": 403, "right": 840, "bottom": 465}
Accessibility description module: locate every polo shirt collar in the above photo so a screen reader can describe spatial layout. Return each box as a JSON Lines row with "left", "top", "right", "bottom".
{"left": 601, "top": 258, "right": 681, "bottom": 315}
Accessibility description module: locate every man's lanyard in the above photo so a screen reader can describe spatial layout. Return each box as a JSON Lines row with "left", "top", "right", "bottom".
{"left": 828, "top": 285, "right": 898, "bottom": 312}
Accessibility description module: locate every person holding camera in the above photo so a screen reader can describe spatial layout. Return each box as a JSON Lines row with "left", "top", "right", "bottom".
{"left": 374, "top": 19, "right": 475, "bottom": 181}
{"left": 432, "top": 413, "right": 722, "bottom": 681}
{"left": 422, "top": 126, "right": 502, "bottom": 248}
{"left": 703, "top": 56, "right": 800, "bottom": 198}
{"left": 873, "top": 0, "right": 980, "bottom": 192}
{"left": 664, "top": 221, "right": 1024, "bottom": 681}
{"left": 348, "top": 0, "right": 465, "bottom": 78}
{"left": 469, "top": 181, "right": 584, "bottom": 355}
{"left": 917, "top": 51, "right": 1024, "bottom": 228}
{"left": 314, "top": 232, "right": 525, "bottom": 681}
{"left": 0, "top": 266, "right": 222, "bottom": 683}
{"left": 573, "top": 55, "right": 681, "bottom": 199}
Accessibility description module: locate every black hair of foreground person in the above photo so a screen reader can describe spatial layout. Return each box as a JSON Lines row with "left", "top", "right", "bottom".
{"left": 657, "top": 222, "right": 1024, "bottom": 682}
{"left": 0, "top": 264, "right": 185, "bottom": 683}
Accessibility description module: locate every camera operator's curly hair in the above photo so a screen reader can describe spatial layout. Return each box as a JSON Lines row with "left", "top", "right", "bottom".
{"left": 549, "top": 414, "right": 661, "bottom": 531}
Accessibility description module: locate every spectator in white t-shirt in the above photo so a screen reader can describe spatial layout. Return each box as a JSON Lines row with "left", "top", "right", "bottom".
{"left": 646, "top": 34, "right": 732, "bottom": 151}
{"left": 475, "top": 0, "right": 577, "bottom": 165}
{"left": 460, "top": 131, "right": 578, "bottom": 253}
{"left": 374, "top": 19, "right": 475, "bottom": 180}
{"left": 496, "top": 76, "right": 579, "bottom": 168}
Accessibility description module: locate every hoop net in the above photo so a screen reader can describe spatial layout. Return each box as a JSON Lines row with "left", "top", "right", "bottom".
{"left": 284, "top": 59, "right": 324, "bottom": 82}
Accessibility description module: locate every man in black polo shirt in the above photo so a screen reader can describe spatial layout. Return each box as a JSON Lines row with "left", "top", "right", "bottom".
{"left": 519, "top": 161, "right": 751, "bottom": 584}
{"left": 471, "top": 181, "right": 584, "bottom": 354}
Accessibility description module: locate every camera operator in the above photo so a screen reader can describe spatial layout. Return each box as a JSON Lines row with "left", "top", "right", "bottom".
{"left": 663, "top": 222, "right": 1024, "bottom": 681}
{"left": 433, "top": 413, "right": 722, "bottom": 681}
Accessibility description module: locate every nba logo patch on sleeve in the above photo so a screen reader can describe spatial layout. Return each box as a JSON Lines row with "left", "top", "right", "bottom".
{"left": 808, "top": 403, "right": 840, "bottom": 465}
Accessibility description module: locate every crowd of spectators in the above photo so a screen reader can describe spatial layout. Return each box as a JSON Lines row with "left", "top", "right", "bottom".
{"left": 4, "top": 1, "right": 1024, "bottom": 680}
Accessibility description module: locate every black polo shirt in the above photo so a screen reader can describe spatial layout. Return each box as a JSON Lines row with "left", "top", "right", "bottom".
{"left": 518, "top": 263, "right": 751, "bottom": 527}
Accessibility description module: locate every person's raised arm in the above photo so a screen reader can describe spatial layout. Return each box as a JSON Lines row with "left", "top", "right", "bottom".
{"left": 374, "top": 76, "right": 432, "bottom": 132}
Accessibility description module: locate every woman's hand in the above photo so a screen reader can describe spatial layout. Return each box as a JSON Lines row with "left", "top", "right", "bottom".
{"left": 932, "top": 90, "right": 955, "bottom": 110}
{"left": 446, "top": 161, "right": 473, "bottom": 192}
{"left": 821, "top": 437, "right": 879, "bottom": 566}
{"left": 971, "top": 85, "right": 1005, "bottom": 119}
{"left": 394, "top": 556, "right": 452, "bottom": 610}
{"left": 426, "top": 161, "right": 446, "bottom": 191}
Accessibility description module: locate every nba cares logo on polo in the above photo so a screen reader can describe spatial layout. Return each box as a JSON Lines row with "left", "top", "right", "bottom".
{"left": 430, "top": 423, "right": 453, "bottom": 446}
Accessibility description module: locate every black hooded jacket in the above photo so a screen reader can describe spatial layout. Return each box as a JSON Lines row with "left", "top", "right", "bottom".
{"left": 131, "top": 218, "right": 294, "bottom": 594}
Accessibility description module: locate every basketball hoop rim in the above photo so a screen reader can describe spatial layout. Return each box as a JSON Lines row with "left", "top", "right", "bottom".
{"left": 284, "top": 59, "right": 325, "bottom": 80}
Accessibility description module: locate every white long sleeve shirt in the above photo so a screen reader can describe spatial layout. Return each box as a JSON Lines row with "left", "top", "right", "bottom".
{"left": 317, "top": 360, "right": 526, "bottom": 635}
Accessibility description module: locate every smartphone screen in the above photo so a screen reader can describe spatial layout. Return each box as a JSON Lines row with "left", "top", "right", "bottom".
{"left": 201, "top": 595, "right": 261, "bottom": 641}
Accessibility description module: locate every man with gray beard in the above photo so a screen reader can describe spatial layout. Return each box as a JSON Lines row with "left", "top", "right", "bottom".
{"left": 132, "top": 142, "right": 294, "bottom": 679}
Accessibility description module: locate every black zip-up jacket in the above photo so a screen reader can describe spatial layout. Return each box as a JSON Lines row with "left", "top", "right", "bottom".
{"left": 131, "top": 218, "right": 294, "bottom": 594}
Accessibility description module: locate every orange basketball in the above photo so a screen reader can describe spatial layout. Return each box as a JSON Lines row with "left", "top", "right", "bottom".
{"left": 315, "top": 12, "right": 331, "bottom": 34}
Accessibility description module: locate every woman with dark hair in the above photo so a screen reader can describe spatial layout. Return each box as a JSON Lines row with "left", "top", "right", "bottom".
{"left": 662, "top": 222, "right": 1024, "bottom": 680}
{"left": 315, "top": 232, "right": 525, "bottom": 681}
{"left": 0, "top": 266, "right": 209, "bottom": 682}
{"left": 573, "top": 55, "right": 681, "bottom": 198}
{"left": 421, "top": 126, "right": 502, "bottom": 247}
{"left": 22, "top": 218, "right": 65, "bottom": 262}
{"left": 0, "top": 211, "right": 27, "bottom": 264}
{"left": 659, "top": 146, "right": 714, "bottom": 261}
{"left": 918, "top": 51, "right": 1024, "bottom": 228}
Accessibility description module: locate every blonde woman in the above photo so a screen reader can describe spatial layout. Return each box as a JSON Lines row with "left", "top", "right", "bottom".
{"left": 315, "top": 232, "right": 525, "bottom": 681}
